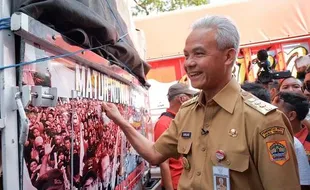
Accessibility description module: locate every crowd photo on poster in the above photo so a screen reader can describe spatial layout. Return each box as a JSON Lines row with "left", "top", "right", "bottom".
{"left": 24, "top": 97, "right": 143, "bottom": 190}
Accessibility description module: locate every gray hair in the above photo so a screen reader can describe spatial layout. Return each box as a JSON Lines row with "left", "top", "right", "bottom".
{"left": 192, "top": 15, "right": 240, "bottom": 52}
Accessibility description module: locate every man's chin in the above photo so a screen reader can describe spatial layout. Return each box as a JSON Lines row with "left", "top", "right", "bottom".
{"left": 191, "top": 83, "right": 203, "bottom": 90}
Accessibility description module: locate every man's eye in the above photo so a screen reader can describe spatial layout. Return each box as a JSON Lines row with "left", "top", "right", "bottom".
{"left": 195, "top": 52, "right": 204, "bottom": 56}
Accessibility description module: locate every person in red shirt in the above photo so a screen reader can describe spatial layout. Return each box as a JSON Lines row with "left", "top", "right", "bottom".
{"left": 154, "top": 83, "right": 196, "bottom": 190}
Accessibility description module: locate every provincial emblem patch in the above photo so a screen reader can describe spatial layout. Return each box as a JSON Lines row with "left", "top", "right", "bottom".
{"left": 266, "top": 140, "right": 289, "bottom": 165}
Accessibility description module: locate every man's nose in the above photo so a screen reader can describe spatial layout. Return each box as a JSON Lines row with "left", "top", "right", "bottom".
{"left": 288, "top": 87, "right": 294, "bottom": 92}
{"left": 184, "top": 58, "right": 196, "bottom": 68}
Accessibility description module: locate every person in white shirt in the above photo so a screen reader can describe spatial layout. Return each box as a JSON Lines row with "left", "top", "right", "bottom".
{"left": 294, "top": 137, "right": 310, "bottom": 187}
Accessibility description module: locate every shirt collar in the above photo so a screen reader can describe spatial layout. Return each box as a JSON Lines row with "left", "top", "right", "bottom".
{"left": 195, "top": 77, "right": 240, "bottom": 114}
{"left": 295, "top": 126, "right": 309, "bottom": 144}
{"left": 166, "top": 108, "right": 176, "bottom": 116}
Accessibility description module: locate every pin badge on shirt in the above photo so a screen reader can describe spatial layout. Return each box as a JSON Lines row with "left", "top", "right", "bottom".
{"left": 182, "top": 131, "right": 191, "bottom": 138}
{"left": 228, "top": 129, "right": 238, "bottom": 137}
{"left": 182, "top": 157, "right": 191, "bottom": 170}
{"left": 216, "top": 150, "right": 226, "bottom": 161}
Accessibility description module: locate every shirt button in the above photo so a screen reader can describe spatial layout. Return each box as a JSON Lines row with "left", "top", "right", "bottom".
{"left": 201, "top": 147, "right": 206, "bottom": 152}
{"left": 196, "top": 172, "right": 201, "bottom": 176}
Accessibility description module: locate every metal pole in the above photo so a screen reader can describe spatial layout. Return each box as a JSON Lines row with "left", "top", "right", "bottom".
{"left": 0, "top": 0, "right": 20, "bottom": 189}
{"left": 15, "top": 94, "right": 30, "bottom": 190}
{"left": 70, "top": 109, "right": 75, "bottom": 190}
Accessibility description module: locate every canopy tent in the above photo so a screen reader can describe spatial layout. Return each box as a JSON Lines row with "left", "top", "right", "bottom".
{"left": 134, "top": 0, "right": 310, "bottom": 61}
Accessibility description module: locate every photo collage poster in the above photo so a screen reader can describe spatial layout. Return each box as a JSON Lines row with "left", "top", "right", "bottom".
{"left": 22, "top": 42, "right": 152, "bottom": 190}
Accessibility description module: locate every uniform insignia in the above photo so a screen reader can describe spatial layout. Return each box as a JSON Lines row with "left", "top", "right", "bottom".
{"left": 228, "top": 129, "right": 238, "bottom": 137}
{"left": 266, "top": 140, "right": 289, "bottom": 165}
{"left": 244, "top": 97, "right": 277, "bottom": 115}
{"left": 181, "top": 131, "right": 191, "bottom": 138}
{"left": 260, "top": 126, "right": 285, "bottom": 139}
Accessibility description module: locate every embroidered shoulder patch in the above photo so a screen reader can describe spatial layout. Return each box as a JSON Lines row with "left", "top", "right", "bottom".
{"left": 260, "top": 126, "right": 285, "bottom": 139}
{"left": 266, "top": 140, "right": 289, "bottom": 165}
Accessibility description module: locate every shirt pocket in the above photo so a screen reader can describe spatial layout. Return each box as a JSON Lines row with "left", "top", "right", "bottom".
{"left": 210, "top": 152, "right": 251, "bottom": 189}
{"left": 210, "top": 152, "right": 250, "bottom": 172}
{"left": 177, "top": 138, "right": 192, "bottom": 155}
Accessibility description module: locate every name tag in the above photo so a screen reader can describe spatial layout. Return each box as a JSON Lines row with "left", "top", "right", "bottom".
{"left": 181, "top": 131, "right": 191, "bottom": 138}
{"left": 213, "top": 166, "right": 230, "bottom": 190}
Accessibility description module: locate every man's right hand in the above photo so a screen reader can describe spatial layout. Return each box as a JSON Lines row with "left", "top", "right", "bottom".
{"left": 102, "top": 102, "right": 126, "bottom": 126}
{"left": 102, "top": 102, "right": 167, "bottom": 166}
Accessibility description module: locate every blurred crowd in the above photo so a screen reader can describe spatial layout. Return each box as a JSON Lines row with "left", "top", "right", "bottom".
{"left": 24, "top": 98, "right": 138, "bottom": 190}
{"left": 240, "top": 54, "right": 310, "bottom": 187}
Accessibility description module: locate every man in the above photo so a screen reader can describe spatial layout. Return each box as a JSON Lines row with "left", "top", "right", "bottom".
{"left": 154, "top": 83, "right": 196, "bottom": 190}
{"left": 241, "top": 82, "right": 271, "bottom": 103}
{"left": 216, "top": 177, "right": 227, "bottom": 190}
{"left": 278, "top": 77, "right": 303, "bottom": 93}
{"left": 267, "top": 80, "right": 280, "bottom": 101}
{"left": 81, "top": 158, "right": 98, "bottom": 190}
{"left": 272, "top": 92, "right": 310, "bottom": 188}
{"left": 99, "top": 153, "right": 111, "bottom": 190}
{"left": 303, "top": 64, "right": 310, "bottom": 104}
{"left": 35, "top": 169, "right": 65, "bottom": 190}
{"left": 103, "top": 15, "right": 300, "bottom": 189}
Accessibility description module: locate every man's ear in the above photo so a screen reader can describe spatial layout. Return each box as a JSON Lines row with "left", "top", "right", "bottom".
{"left": 178, "top": 95, "right": 189, "bottom": 104}
{"left": 270, "top": 88, "right": 278, "bottom": 100}
{"left": 224, "top": 48, "right": 237, "bottom": 66}
{"left": 287, "top": 111, "right": 297, "bottom": 122}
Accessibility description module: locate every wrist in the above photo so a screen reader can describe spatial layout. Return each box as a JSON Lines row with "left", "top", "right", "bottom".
{"left": 116, "top": 118, "right": 130, "bottom": 128}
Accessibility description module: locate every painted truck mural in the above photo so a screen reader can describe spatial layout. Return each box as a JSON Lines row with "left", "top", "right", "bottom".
{"left": 22, "top": 40, "right": 151, "bottom": 190}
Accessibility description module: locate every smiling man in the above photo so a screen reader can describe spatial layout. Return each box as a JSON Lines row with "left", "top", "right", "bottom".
{"left": 102, "top": 15, "right": 300, "bottom": 189}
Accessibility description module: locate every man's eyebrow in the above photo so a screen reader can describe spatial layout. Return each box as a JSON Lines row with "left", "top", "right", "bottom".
{"left": 192, "top": 47, "right": 205, "bottom": 52}
{"left": 184, "top": 46, "right": 205, "bottom": 53}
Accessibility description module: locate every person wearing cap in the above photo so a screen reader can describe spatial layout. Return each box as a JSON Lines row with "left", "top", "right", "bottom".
{"left": 102, "top": 15, "right": 300, "bottom": 189}
{"left": 154, "top": 83, "right": 196, "bottom": 190}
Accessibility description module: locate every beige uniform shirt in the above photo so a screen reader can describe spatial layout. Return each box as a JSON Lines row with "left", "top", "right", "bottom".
{"left": 154, "top": 78, "right": 300, "bottom": 190}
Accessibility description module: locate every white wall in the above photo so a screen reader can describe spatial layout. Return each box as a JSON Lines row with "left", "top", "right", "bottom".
{"left": 116, "top": 0, "right": 146, "bottom": 60}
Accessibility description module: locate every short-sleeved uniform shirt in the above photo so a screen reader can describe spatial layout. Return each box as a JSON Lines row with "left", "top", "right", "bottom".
{"left": 154, "top": 78, "right": 300, "bottom": 190}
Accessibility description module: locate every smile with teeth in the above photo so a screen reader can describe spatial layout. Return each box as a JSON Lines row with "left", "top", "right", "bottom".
{"left": 188, "top": 72, "right": 202, "bottom": 77}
